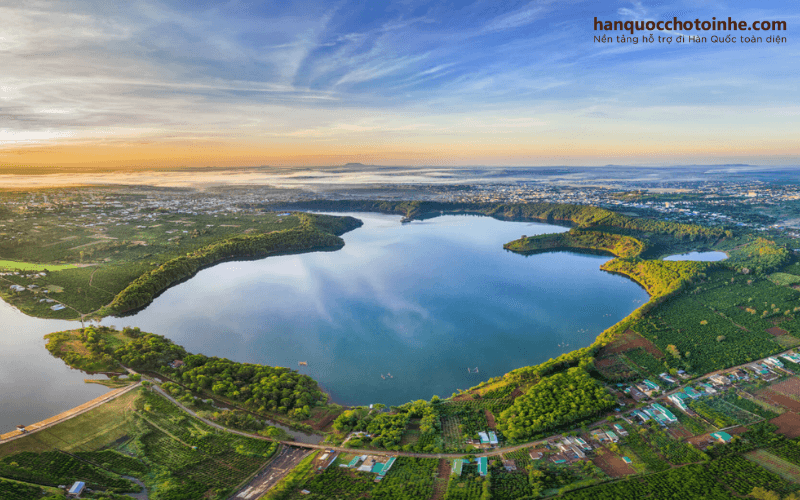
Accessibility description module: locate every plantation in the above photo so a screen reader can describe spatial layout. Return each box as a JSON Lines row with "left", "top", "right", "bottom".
{"left": 0, "top": 450, "right": 140, "bottom": 493}
{"left": 443, "top": 471, "right": 490, "bottom": 500}
{"left": 628, "top": 271, "right": 792, "bottom": 374}
{"left": 277, "top": 464, "right": 373, "bottom": 499}
{"left": 264, "top": 456, "right": 438, "bottom": 500}
{"left": 0, "top": 477, "right": 57, "bottom": 500}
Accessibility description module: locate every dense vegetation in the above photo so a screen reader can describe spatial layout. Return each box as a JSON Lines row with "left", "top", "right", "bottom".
{"left": 44, "top": 326, "right": 126, "bottom": 373}
{"left": 600, "top": 259, "right": 710, "bottom": 298}
{"left": 175, "top": 353, "right": 325, "bottom": 416}
{"left": 46, "top": 326, "right": 326, "bottom": 420}
{"left": 726, "top": 237, "right": 792, "bottom": 274}
{"left": 504, "top": 229, "right": 645, "bottom": 258}
{"left": 0, "top": 477, "right": 56, "bottom": 500}
{"left": 497, "top": 368, "right": 615, "bottom": 441}
{"left": 101, "top": 214, "right": 361, "bottom": 315}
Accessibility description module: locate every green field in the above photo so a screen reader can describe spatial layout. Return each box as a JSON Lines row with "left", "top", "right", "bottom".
{"left": 0, "top": 260, "right": 77, "bottom": 271}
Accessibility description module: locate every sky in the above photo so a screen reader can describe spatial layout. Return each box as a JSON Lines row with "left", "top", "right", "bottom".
{"left": 1, "top": 0, "right": 798, "bottom": 168}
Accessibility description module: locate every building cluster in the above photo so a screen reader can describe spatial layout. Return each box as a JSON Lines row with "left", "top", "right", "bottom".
{"left": 450, "top": 456, "right": 488, "bottom": 477}
{"left": 338, "top": 453, "right": 396, "bottom": 482}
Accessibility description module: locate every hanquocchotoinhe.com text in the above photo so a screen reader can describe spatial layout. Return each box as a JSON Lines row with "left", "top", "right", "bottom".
{"left": 594, "top": 17, "right": 787, "bottom": 35}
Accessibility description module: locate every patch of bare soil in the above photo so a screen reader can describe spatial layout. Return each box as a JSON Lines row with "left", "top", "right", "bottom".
{"left": 592, "top": 445, "right": 635, "bottom": 477}
{"left": 770, "top": 378, "right": 800, "bottom": 398}
{"left": 429, "top": 459, "right": 451, "bottom": 500}
{"left": 758, "top": 389, "right": 800, "bottom": 412}
{"left": 767, "top": 326, "right": 789, "bottom": 336}
{"left": 599, "top": 329, "right": 664, "bottom": 358}
{"left": 485, "top": 409, "right": 497, "bottom": 430}
{"left": 771, "top": 412, "right": 800, "bottom": 439}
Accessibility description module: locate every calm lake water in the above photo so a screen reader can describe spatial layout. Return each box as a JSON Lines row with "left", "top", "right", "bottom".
{"left": 663, "top": 251, "right": 728, "bottom": 262}
{"left": 1, "top": 213, "right": 649, "bottom": 430}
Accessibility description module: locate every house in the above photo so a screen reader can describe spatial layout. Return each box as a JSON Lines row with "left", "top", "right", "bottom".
{"left": 613, "top": 424, "right": 628, "bottom": 437}
{"left": 659, "top": 373, "right": 678, "bottom": 384}
{"left": 590, "top": 429, "right": 609, "bottom": 442}
{"left": 628, "top": 386, "right": 648, "bottom": 402}
{"left": 676, "top": 370, "right": 691, "bottom": 379}
{"left": 632, "top": 410, "right": 651, "bottom": 423}
{"left": 451, "top": 459, "right": 464, "bottom": 476}
{"left": 764, "top": 357, "right": 784, "bottom": 369}
{"left": 530, "top": 451, "right": 544, "bottom": 460}
{"left": 669, "top": 392, "right": 691, "bottom": 411}
{"left": 650, "top": 403, "right": 678, "bottom": 424}
{"left": 643, "top": 379, "right": 660, "bottom": 391}
{"left": 698, "top": 383, "right": 717, "bottom": 395}
{"left": 780, "top": 352, "right": 800, "bottom": 364}
{"left": 711, "top": 431, "right": 733, "bottom": 444}
{"left": 51, "top": 304, "right": 65, "bottom": 311}
{"left": 488, "top": 431, "right": 499, "bottom": 445}
{"left": 170, "top": 360, "right": 185, "bottom": 369}
{"left": 477, "top": 457, "right": 488, "bottom": 476}
{"left": 622, "top": 456, "right": 633, "bottom": 464}
{"left": 683, "top": 387, "right": 703, "bottom": 399}
{"left": 502, "top": 460, "right": 517, "bottom": 471}
{"left": 9, "top": 285, "right": 25, "bottom": 292}
{"left": 67, "top": 481, "right": 86, "bottom": 498}
{"left": 605, "top": 431, "right": 619, "bottom": 443}
{"left": 571, "top": 446, "right": 586, "bottom": 459}
{"left": 709, "top": 374, "right": 730, "bottom": 386}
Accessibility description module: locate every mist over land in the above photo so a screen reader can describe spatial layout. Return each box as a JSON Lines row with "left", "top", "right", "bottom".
{"left": 3, "top": 164, "right": 800, "bottom": 190}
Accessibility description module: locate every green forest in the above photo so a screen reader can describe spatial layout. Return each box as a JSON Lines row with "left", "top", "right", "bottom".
{"left": 497, "top": 368, "right": 616, "bottom": 441}
{"left": 503, "top": 229, "right": 645, "bottom": 258}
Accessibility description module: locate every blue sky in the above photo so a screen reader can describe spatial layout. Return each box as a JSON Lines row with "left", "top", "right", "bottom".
{"left": 0, "top": 0, "right": 797, "bottom": 166}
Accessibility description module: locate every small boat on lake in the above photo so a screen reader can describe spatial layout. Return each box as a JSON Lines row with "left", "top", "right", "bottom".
{"left": 298, "top": 361, "right": 308, "bottom": 366}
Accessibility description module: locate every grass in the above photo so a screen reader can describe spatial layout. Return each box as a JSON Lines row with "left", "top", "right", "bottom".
{"left": 0, "top": 260, "right": 77, "bottom": 271}
{"left": 0, "top": 389, "right": 140, "bottom": 458}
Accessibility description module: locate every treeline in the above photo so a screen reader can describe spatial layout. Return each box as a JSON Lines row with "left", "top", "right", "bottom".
{"left": 272, "top": 200, "right": 727, "bottom": 240}
{"left": 497, "top": 367, "right": 616, "bottom": 442}
{"left": 504, "top": 229, "right": 645, "bottom": 258}
{"left": 174, "top": 354, "right": 324, "bottom": 416}
{"left": 101, "top": 214, "right": 361, "bottom": 315}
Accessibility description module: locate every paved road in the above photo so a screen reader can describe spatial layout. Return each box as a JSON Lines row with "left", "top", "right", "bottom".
{"left": 230, "top": 446, "right": 312, "bottom": 500}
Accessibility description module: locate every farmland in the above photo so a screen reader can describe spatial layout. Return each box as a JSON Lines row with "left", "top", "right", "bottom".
{"left": 0, "top": 188, "right": 361, "bottom": 320}
{"left": 0, "top": 387, "right": 279, "bottom": 500}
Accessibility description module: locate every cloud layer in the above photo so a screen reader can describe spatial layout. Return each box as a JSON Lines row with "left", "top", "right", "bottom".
{"left": 0, "top": 0, "right": 797, "bottom": 166}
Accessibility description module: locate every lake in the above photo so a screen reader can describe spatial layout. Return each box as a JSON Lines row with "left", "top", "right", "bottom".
{"left": 1, "top": 213, "right": 649, "bottom": 430}
{"left": 663, "top": 251, "right": 728, "bottom": 262}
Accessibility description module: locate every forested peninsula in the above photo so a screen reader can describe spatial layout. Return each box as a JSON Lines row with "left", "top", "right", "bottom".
{"left": 99, "top": 213, "right": 361, "bottom": 316}
{"left": 503, "top": 229, "right": 645, "bottom": 258}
